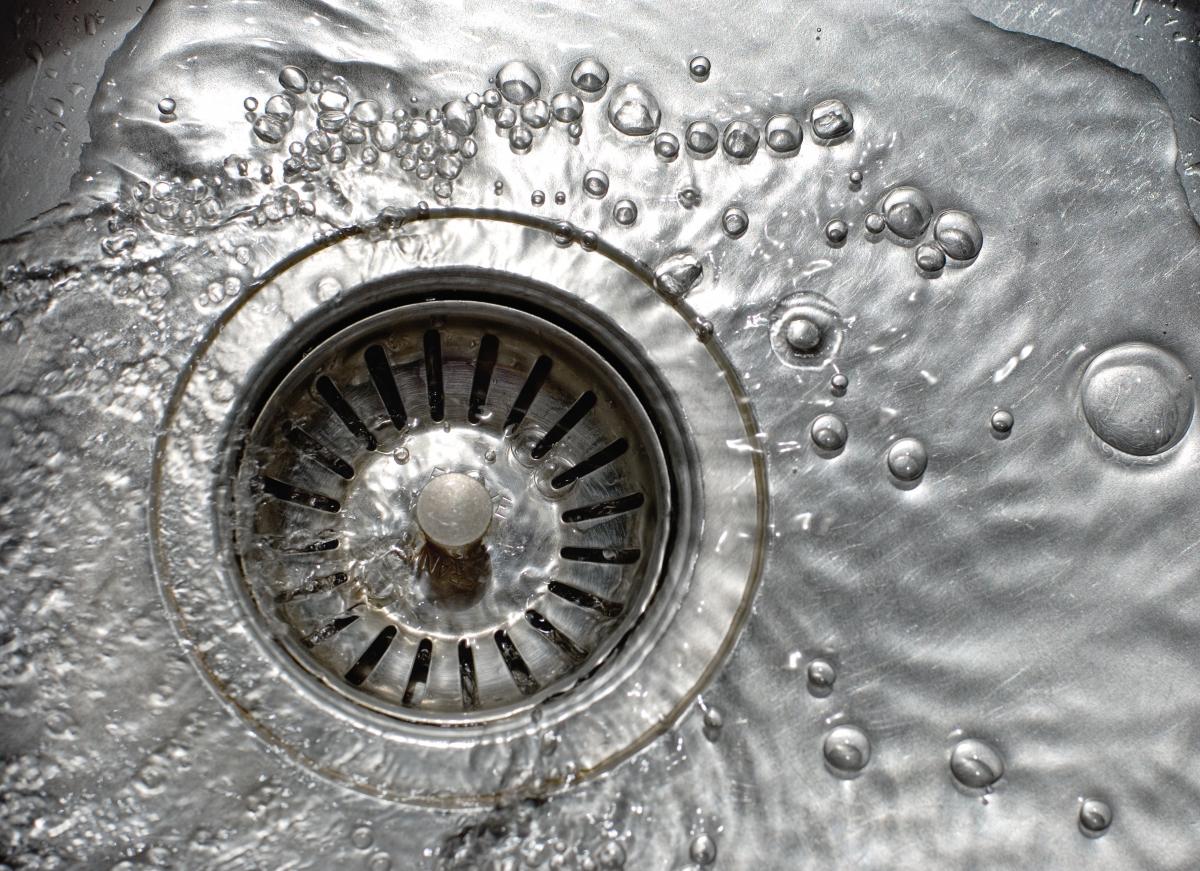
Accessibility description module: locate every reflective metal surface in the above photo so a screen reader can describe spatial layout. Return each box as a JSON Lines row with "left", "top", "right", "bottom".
{"left": 2, "top": 1, "right": 1200, "bottom": 868}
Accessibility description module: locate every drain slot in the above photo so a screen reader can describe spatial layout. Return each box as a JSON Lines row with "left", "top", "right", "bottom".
{"left": 504, "top": 354, "right": 553, "bottom": 430}
{"left": 364, "top": 345, "right": 408, "bottom": 430}
{"left": 468, "top": 333, "right": 500, "bottom": 424}
{"left": 345, "top": 625, "right": 398, "bottom": 687}
{"left": 315, "top": 375, "right": 376, "bottom": 450}
{"left": 532, "top": 390, "right": 596, "bottom": 459}
{"left": 423, "top": 329, "right": 445, "bottom": 421}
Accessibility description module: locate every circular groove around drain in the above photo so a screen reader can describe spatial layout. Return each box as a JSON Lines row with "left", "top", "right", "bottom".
{"left": 234, "top": 300, "right": 671, "bottom": 722}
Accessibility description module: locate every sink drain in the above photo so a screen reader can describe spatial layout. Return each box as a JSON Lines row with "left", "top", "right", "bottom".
{"left": 152, "top": 216, "right": 764, "bottom": 804}
{"left": 233, "top": 299, "right": 671, "bottom": 721}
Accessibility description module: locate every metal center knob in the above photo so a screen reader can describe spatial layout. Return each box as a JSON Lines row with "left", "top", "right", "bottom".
{"left": 415, "top": 472, "right": 493, "bottom": 554}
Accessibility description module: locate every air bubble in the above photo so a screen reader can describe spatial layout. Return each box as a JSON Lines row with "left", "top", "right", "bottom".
{"left": 554, "top": 191, "right": 566, "bottom": 205}
{"left": 721, "top": 206, "right": 748, "bottom": 239}
{"left": 810, "top": 98, "right": 854, "bottom": 141}
{"left": 685, "top": 121, "right": 719, "bottom": 158}
{"left": 350, "top": 100, "right": 382, "bottom": 125}
{"left": 243, "top": 97, "right": 258, "bottom": 112}
{"left": 654, "top": 252, "right": 703, "bottom": 299}
{"left": 1080, "top": 342, "right": 1195, "bottom": 456}
{"left": 722, "top": 120, "right": 759, "bottom": 160}
{"left": 950, "top": 738, "right": 1005, "bottom": 789}
{"left": 265, "top": 94, "right": 294, "bottom": 120}
{"left": 1079, "top": 798, "right": 1113, "bottom": 838}
{"left": 607, "top": 83, "right": 661, "bottom": 136}
{"left": 810, "top": 413, "right": 848, "bottom": 452}
{"left": 689, "top": 55, "right": 712, "bottom": 82}
{"left": 849, "top": 169, "right": 864, "bottom": 185}
{"left": 824, "top": 219, "right": 848, "bottom": 245}
{"left": 915, "top": 243, "right": 946, "bottom": 272}
{"left": 823, "top": 724, "right": 871, "bottom": 775}
{"left": 495, "top": 107, "right": 517, "bottom": 130}
{"left": 887, "top": 437, "right": 928, "bottom": 482}
{"left": 933, "top": 209, "right": 983, "bottom": 261}
{"left": 830, "top": 373, "right": 849, "bottom": 395}
{"left": 252, "top": 116, "right": 286, "bottom": 143}
{"left": 653, "top": 132, "right": 680, "bottom": 162}
{"left": 496, "top": 60, "right": 541, "bottom": 105}
{"left": 689, "top": 833, "right": 717, "bottom": 866}
{"left": 531, "top": 190, "right": 545, "bottom": 206}
{"left": 612, "top": 199, "right": 638, "bottom": 226}
{"left": 765, "top": 113, "right": 802, "bottom": 154}
{"left": 509, "top": 125, "right": 533, "bottom": 153}
{"left": 157, "top": 96, "right": 176, "bottom": 115}
{"left": 317, "top": 88, "right": 349, "bottom": 112}
{"left": 279, "top": 66, "right": 308, "bottom": 93}
{"left": 990, "top": 409, "right": 1014, "bottom": 434}
{"left": 864, "top": 212, "right": 886, "bottom": 234}
{"left": 583, "top": 169, "right": 610, "bottom": 199}
{"left": 571, "top": 57, "right": 610, "bottom": 95}
{"left": 806, "top": 658, "right": 836, "bottom": 697}
{"left": 551, "top": 93, "right": 583, "bottom": 123}
{"left": 521, "top": 99, "right": 550, "bottom": 129}
{"left": 786, "top": 318, "right": 822, "bottom": 352}
{"left": 372, "top": 121, "right": 400, "bottom": 151}
{"left": 880, "top": 186, "right": 934, "bottom": 239}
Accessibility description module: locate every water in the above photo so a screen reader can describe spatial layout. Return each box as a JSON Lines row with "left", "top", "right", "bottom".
{"left": 3, "top": 2, "right": 1200, "bottom": 868}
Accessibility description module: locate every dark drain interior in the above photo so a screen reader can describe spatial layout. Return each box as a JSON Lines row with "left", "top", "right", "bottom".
{"left": 231, "top": 298, "right": 673, "bottom": 722}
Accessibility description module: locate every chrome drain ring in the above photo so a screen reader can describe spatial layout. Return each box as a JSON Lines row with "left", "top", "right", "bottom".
{"left": 233, "top": 299, "right": 672, "bottom": 722}
{"left": 152, "top": 215, "right": 765, "bottom": 805}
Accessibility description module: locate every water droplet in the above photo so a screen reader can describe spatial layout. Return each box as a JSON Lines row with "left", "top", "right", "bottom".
{"left": 721, "top": 206, "right": 748, "bottom": 239}
{"left": 933, "top": 209, "right": 983, "bottom": 261}
{"left": 531, "top": 190, "right": 545, "bottom": 206}
{"left": 264, "top": 94, "right": 294, "bottom": 121}
{"left": 654, "top": 131, "right": 681, "bottom": 162}
{"left": 722, "top": 120, "right": 759, "bottom": 160}
{"left": 810, "top": 98, "right": 854, "bottom": 141}
{"left": 583, "top": 169, "right": 610, "bottom": 199}
{"left": 612, "top": 199, "right": 638, "bottom": 226}
{"left": 243, "top": 96, "right": 258, "bottom": 112}
{"left": 1080, "top": 342, "right": 1194, "bottom": 456}
{"left": 806, "top": 658, "right": 836, "bottom": 697}
{"left": 785, "top": 317, "right": 823, "bottom": 353}
{"left": 607, "top": 83, "right": 661, "bottom": 136}
{"left": 689, "top": 833, "right": 717, "bottom": 866}
{"left": 886, "top": 437, "right": 928, "bottom": 483}
{"left": 157, "top": 96, "right": 176, "bottom": 115}
{"left": 521, "top": 99, "right": 550, "bottom": 129}
{"left": 915, "top": 243, "right": 946, "bottom": 273}
{"left": 823, "top": 724, "right": 871, "bottom": 775}
{"left": 1079, "top": 798, "right": 1113, "bottom": 838}
{"left": 990, "top": 409, "right": 1014, "bottom": 434}
{"left": 950, "top": 738, "right": 1005, "bottom": 789}
{"left": 279, "top": 65, "right": 308, "bottom": 93}
{"left": 824, "top": 219, "right": 848, "bottom": 245}
{"left": 350, "top": 99, "right": 382, "bottom": 126}
{"left": 654, "top": 252, "right": 703, "bottom": 299}
{"left": 864, "top": 212, "right": 886, "bottom": 234}
{"left": 551, "top": 93, "right": 583, "bottom": 123}
{"left": 849, "top": 169, "right": 864, "bottom": 185}
{"left": 496, "top": 60, "right": 541, "bottom": 105}
{"left": 689, "top": 55, "right": 712, "bottom": 82}
{"left": 810, "top": 413, "right": 848, "bottom": 452}
{"left": 765, "top": 113, "right": 802, "bottom": 154}
{"left": 685, "top": 120, "right": 719, "bottom": 158}
{"left": 252, "top": 115, "right": 286, "bottom": 143}
{"left": 880, "top": 186, "right": 934, "bottom": 239}
{"left": 571, "top": 57, "right": 610, "bottom": 96}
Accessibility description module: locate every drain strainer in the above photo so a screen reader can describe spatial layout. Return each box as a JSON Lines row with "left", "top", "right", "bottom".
{"left": 152, "top": 216, "right": 764, "bottom": 804}
{"left": 233, "top": 300, "right": 671, "bottom": 721}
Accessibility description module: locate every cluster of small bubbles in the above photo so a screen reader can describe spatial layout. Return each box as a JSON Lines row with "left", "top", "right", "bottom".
{"left": 1079, "top": 798, "right": 1113, "bottom": 838}
{"left": 810, "top": 98, "right": 854, "bottom": 141}
{"left": 685, "top": 120, "right": 719, "bottom": 158}
{"left": 950, "top": 738, "right": 1005, "bottom": 789}
{"left": 823, "top": 724, "right": 872, "bottom": 776}
{"left": 810, "top": 413, "right": 848, "bottom": 452}
{"left": 583, "top": 168, "right": 610, "bottom": 198}
{"left": 722, "top": 120, "right": 759, "bottom": 160}
{"left": 607, "top": 82, "right": 661, "bottom": 136}
{"left": 654, "top": 251, "right": 704, "bottom": 299}
{"left": 765, "top": 113, "right": 802, "bottom": 154}
{"left": 879, "top": 186, "right": 934, "bottom": 239}
{"left": 990, "top": 408, "right": 1014, "bottom": 435}
{"left": 677, "top": 187, "right": 702, "bottom": 210}
{"left": 824, "top": 218, "right": 849, "bottom": 245}
{"left": 1080, "top": 342, "right": 1195, "bottom": 456}
{"left": 123, "top": 173, "right": 226, "bottom": 233}
{"left": 157, "top": 96, "right": 176, "bottom": 117}
{"left": 495, "top": 60, "right": 541, "bottom": 104}
{"left": 571, "top": 57, "right": 610, "bottom": 96}
{"left": 689, "top": 55, "right": 712, "bottom": 82}
{"left": 830, "top": 373, "right": 849, "bottom": 396}
{"left": 886, "top": 437, "right": 928, "bottom": 483}
{"left": 531, "top": 190, "right": 546, "bottom": 206}
{"left": 689, "top": 833, "right": 717, "bottom": 866}
{"left": 612, "top": 198, "right": 638, "bottom": 226}
{"left": 849, "top": 168, "right": 864, "bottom": 186}
{"left": 721, "top": 206, "right": 748, "bottom": 239}
{"left": 933, "top": 209, "right": 984, "bottom": 261}
{"left": 915, "top": 242, "right": 946, "bottom": 272}
{"left": 653, "top": 131, "right": 680, "bottom": 162}
{"left": 806, "top": 658, "right": 837, "bottom": 697}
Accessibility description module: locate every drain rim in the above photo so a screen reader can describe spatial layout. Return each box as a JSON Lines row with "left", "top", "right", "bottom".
{"left": 151, "top": 214, "right": 765, "bottom": 805}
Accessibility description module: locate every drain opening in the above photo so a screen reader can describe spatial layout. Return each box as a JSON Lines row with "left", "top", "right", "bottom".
{"left": 232, "top": 299, "right": 673, "bottom": 724}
